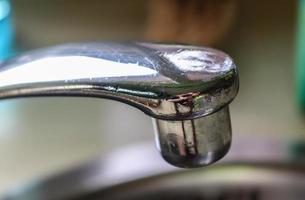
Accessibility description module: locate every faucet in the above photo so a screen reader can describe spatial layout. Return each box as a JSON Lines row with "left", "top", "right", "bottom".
{"left": 0, "top": 42, "right": 238, "bottom": 168}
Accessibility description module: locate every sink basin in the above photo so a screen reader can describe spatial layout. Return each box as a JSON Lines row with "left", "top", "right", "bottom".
{"left": 84, "top": 164, "right": 305, "bottom": 200}
{"left": 2, "top": 137, "right": 305, "bottom": 200}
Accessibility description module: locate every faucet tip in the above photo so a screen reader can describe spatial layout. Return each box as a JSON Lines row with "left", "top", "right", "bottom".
{"left": 153, "top": 106, "right": 231, "bottom": 168}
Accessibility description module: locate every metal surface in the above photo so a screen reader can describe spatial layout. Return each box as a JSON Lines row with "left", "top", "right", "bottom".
{"left": 0, "top": 42, "right": 238, "bottom": 167}
{"left": 154, "top": 106, "right": 232, "bottom": 167}
{"left": 93, "top": 164, "right": 305, "bottom": 200}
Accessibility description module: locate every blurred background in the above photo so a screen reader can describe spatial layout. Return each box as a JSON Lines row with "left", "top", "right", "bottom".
{"left": 0, "top": 0, "right": 305, "bottom": 199}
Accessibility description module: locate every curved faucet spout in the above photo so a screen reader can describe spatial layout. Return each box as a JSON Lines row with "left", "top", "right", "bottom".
{"left": 0, "top": 42, "right": 238, "bottom": 168}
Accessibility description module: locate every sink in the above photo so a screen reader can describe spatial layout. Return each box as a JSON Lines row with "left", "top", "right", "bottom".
{"left": 3, "top": 136, "right": 305, "bottom": 200}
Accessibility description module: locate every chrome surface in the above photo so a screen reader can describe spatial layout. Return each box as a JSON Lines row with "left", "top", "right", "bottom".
{"left": 0, "top": 42, "right": 238, "bottom": 167}
{"left": 153, "top": 106, "right": 231, "bottom": 167}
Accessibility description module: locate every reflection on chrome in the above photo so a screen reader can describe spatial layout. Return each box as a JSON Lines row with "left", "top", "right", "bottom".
{"left": 0, "top": 56, "right": 158, "bottom": 87}
{"left": 163, "top": 49, "right": 234, "bottom": 73}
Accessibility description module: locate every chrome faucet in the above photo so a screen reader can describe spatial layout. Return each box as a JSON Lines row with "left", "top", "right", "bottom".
{"left": 0, "top": 42, "right": 238, "bottom": 168}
